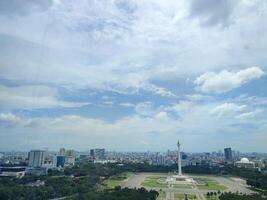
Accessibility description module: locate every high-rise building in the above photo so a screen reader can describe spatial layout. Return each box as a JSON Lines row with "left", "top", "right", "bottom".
{"left": 59, "top": 148, "right": 65, "bottom": 156}
{"left": 90, "top": 149, "right": 105, "bottom": 160}
{"left": 56, "top": 156, "right": 65, "bottom": 167}
{"left": 66, "top": 150, "right": 75, "bottom": 157}
{"left": 28, "top": 150, "right": 45, "bottom": 167}
{"left": 65, "top": 150, "right": 75, "bottom": 166}
{"left": 224, "top": 148, "right": 233, "bottom": 161}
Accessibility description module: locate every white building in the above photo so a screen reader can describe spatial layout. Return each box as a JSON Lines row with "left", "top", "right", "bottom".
{"left": 65, "top": 156, "right": 75, "bottom": 166}
{"left": 235, "top": 158, "right": 255, "bottom": 169}
{"left": 28, "top": 150, "right": 45, "bottom": 167}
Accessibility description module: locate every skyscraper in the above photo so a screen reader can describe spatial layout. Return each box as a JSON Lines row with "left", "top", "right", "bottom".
{"left": 90, "top": 149, "right": 105, "bottom": 160}
{"left": 224, "top": 148, "right": 233, "bottom": 161}
{"left": 56, "top": 156, "right": 65, "bottom": 167}
{"left": 28, "top": 150, "right": 45, "bottom": 167}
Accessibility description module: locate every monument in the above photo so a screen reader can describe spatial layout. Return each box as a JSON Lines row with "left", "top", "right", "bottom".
{"left": 165, "top": 140, "right": 196, "bottom": 184}
{"left": 177, "top": 140, "right": 182, "bottom": 176}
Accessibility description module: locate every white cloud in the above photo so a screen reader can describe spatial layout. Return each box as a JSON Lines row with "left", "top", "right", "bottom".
{"left": 0, "top": 0, "right": 267, "bottom": 152}
{"left": 194, "top": 67, "right": 265, "bottom": 93}
{"left": 135, "top": 102, "right": 154, "bottom": 116}
{"left": 1, "top": 0, "right": 267, "bottom": 96}
{"left": 0, "top": 113, "right": 21, "bottom": 125}
{"left": 0, "top": 84, "right": 88, "bottom": 109}
{"left": 119, "top": 102, "right": 135, "bottom": 107}
{"left": 185, "top": 94, "right": 212, "bottom": 101}
{"left": 143, "top": 83, "right": 177, "bottom": 98}
{"left": 0, "top": 98, "right": 266, "bottom": 151}
{"left": 210, "top": 103, "right": 247, "bottom": 116}
{"left": 236, "top": 109, "right": 262, "bottom": 119}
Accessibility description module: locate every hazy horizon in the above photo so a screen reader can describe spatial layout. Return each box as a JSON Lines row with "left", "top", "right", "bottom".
{"left": 0, "top": 0, "right": 267, "bottom": 152}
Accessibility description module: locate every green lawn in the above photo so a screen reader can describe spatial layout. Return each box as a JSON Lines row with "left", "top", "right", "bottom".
{"left": 103, "top": 172, "right": 132, "bottom": 189}
{"left": 141, "top": 176, "right": 168, "bottom": 188}
{"left": 157, "top": 191, "right": 166, "bottom": 199}
{"left": 175, "top": 193, "right": 197, "bottom": 199}
{"left": 206, "top": 195, "right": 220, "bottom": 200}
{"left": 172, "top": 184, "right": 192, "bottom": 189}
{"left": 196, "top": 177, "right": 227, "bottom": 191}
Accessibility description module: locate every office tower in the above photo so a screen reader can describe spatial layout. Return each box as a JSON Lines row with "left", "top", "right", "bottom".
{"left": 90, "top": 149, "right": 105, "bottom": 160}
{"left": 56, "top": 156, "right": 65, "bottom": 167}
{"left": 28, "top": 150, "right": 45, "bottom": 167}
{"left": 224, "top": 148, "right": 233, "bottom": 161}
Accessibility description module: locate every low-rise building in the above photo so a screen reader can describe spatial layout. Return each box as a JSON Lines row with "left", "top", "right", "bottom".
{"left": 0, "top": 167, "right": 26, "bottom": 178}
{"left": 235, "top": 157, "right": 255, "bottom": 169}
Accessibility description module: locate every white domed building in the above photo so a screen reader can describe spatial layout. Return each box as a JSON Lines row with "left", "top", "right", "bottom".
{"left": 235, "top": 157, "right": 255, "bottom": 169}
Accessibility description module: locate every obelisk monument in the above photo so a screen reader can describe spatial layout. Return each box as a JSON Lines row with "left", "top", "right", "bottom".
{"left": 177, "top": 140, "right": 182, "bottom": 176}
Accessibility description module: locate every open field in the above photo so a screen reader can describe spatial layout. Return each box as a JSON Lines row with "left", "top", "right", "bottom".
{"left": 195, "top": 177, "right": 227, "bottom": 191}
{"left": 122, "top": 173, "right": 255, "bottom": 200}
{"left": 158, "top": 191, "right": 166, "bottom": 198}
{"left": 141, "top": 175, "right": 168, "bottom": 188}
{"left": 175, "top": 193, "right": 197, "bottom": 199}
{"left": 172, "top": 184, "right": 192, "bottom": 189}
{"left": 205, "top": 195, "right": 220, "bottom": 200}
{"left": 102, "top": 172, "right": 132, "bottom": 189}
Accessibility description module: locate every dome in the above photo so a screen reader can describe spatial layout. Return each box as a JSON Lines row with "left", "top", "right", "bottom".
{"left": 240, "top": 157, "right": 249, "bottom": 163}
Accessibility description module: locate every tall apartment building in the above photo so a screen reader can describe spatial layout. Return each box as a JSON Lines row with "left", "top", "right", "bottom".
{"left": 90, "top": 149, "right": 105, "bottom": 160}
{"left": 28, "top": 150, "right": 45, "bottom": 167}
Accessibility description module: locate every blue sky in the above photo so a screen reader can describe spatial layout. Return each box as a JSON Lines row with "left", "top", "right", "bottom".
{"left": 0, "top": 0, "right": 267, "bottom": 152}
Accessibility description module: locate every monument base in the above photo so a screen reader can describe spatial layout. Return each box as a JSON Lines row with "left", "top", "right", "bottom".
{"left": 165, "top": 174, "right": 196, "bottom": 185}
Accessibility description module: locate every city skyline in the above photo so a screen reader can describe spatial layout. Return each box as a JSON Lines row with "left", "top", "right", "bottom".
{"left": 0, "top": 0, "right": 267, "bottom": 152}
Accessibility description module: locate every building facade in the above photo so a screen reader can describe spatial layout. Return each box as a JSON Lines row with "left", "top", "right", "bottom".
{"left": 224, "top": 148, "right": 233, "bottom": 161}
{"left": 90, "top": 149, "right": 105, "bottom": 160}
{"left": 28, "top": 150, "right": 45, "bottom": 167}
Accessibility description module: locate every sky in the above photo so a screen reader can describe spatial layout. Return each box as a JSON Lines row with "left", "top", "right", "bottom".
{"left": 0, "top": 0, "right": 267, "bottom": 152}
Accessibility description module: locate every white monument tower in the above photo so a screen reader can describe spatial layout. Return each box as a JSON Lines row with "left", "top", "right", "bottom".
{"left": 165, "top": 140, "right": 196, "bottom": 185}
{"left": 177, "top": 140, "right": 182, "bottom": 176}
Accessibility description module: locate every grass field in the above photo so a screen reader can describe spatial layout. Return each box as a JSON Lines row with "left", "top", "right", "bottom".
{"left": 196, "top": 177, "right": 227, "bottom": 191}
{"left": 141, "top": 176, "right": 168, "bottom": 188}
{"left": 103, "top": 172, "right": 132, "bottom": 189}
{"left": 174, "top": 193, "right": 197, "bottom": 199}
{"left": 157, "top": 191, "right": 166, "bottom": 199}
{"left": 206, "top": 194, "right": 220, "bottom": 200}
{"left": 171, "top": 184, "right": 192, "bottom": 189}
{"left": 141, "top": 175, "right": 194, "bottom": 189}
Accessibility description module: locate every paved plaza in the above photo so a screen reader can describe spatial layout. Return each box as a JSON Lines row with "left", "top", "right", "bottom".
{"left": 121, "top": 173, "right": 255, "bottom": 200}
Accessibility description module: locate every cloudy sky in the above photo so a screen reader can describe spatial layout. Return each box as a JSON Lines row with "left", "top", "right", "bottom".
{"left": 0, "top": 0, "right": 267, "bottom": 152}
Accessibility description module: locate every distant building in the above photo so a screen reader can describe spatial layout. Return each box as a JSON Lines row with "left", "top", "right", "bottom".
{"left": 28, "top": 150, "right": 45, "bottom": 167}
{"left": 235, "top": 158, "right": 255, "bottom": 169}
{"left": 181, "top": 153, "right": 188, "bottom": 160}
{"left": 26, "top": 167, "right": 47, "bottom": 176}
{"left": 156, "top": 153, "right": 165, "bottom": 165}
{"left": 65, "top": 156, "right": 75, "bottom": 166}
{"left": 0, "top": 167, "right": 25, "bottom": 178}
{"left": 59, "top": 148, "right": 66, "bottom": 156}
{"left": 224, "top": 148, "right": 233, "bottom": 161}
{"left": 66, "top": 150, "right": 75, "bottom": 157}
{"left": 90, "top": 149, "right": 105, "bottom": 160}
{"left": 56, "top": 156, "right": 65, "bottom": 167}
